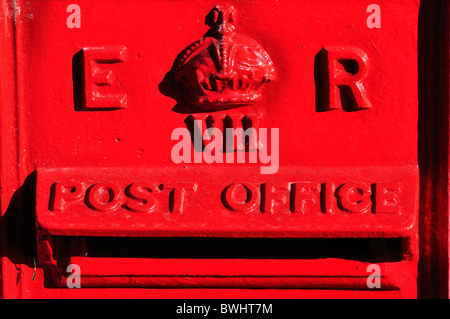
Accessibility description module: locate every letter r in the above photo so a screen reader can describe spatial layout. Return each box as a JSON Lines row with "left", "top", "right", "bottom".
{"left": 319, "top": 46, "right": 372, "bottom": 111}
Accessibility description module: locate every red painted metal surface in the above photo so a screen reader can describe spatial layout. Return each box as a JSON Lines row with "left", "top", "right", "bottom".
{"left": 173, "top": 5, "right": 276, "bottom": 110}
{"left": 0, "top": 0, "right": 447, "bottom": 299}
{"left": 36, "top": 167, "right": 418, "bottom": 237}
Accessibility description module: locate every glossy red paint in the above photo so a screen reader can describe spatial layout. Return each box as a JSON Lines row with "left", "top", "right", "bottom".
{"left": 82, "top": 46, "right": 129, "bottom": 110}
{"left": 36, "top": 167, "right": 417, "bottom": 237}
{"left": 0, "top": 0, "right": 447, "bottom": 299}
{"left": 173, "top": 4, "right": 276, "bottom": 110}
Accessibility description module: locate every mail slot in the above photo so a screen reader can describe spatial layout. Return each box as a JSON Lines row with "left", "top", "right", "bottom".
{"left": 0, "top": 0, "right": 448, "bottom": 299}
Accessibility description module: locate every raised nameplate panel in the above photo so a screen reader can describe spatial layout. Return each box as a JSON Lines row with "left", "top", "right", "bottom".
{"left": 36, "top": 166, "right": 418, "bottom": 237}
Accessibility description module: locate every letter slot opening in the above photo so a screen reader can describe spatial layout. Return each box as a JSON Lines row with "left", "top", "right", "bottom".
{"left": 40, "top": 236, "right": 415, "bottom": 290}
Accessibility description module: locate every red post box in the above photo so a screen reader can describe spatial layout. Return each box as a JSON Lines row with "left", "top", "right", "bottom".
{"left": 0, "top": 0, "right": 448, "bottom": 299}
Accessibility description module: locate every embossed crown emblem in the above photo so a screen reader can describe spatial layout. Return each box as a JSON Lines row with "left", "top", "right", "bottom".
{"left": 173, "top": 5, "right": 276, "bottom": 110}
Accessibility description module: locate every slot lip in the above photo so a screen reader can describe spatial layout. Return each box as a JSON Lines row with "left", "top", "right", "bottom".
{"left": 48, "top": 257, "right": 416, "bottom": 290}
{"left": 38, "top": 236, "right": 417, "bottom": 290}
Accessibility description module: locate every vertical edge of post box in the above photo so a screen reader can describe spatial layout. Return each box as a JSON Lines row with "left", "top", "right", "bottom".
{"left": 0, "top": 0, "right": 21, "bottom": 299}
{"left": 446, "top": 0, "right": 450, "bottom": 300}
{"left": 418, "top": 0, "right": 450, "bottom": 299}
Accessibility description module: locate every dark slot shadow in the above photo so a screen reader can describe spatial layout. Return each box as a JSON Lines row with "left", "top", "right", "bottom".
{"left": 314, "top": 48, "right": 330, "bottom": 112}
{"left": 72, "top": 49, "right": 86, "bottom": 111}
{"left": 0, "top": 172, "right": 37, "bottom": 268}
{"left": 65, "top": 236, "right": 405, "bottom": 263}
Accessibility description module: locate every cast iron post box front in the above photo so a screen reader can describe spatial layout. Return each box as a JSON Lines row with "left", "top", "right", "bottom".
{"left": 0, "top": 0, "right": 448, "bottom": 299}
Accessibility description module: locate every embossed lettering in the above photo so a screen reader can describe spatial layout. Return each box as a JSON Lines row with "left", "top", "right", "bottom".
{"left": 82, "top": 46, "right": 128, "bottom": 110}
{"left": 223, "top": 183, "right": 260, "bottom": 212}
{"left": 322, "top": 182, "right": 338, "bottom": 214}
{"left": 374, "top": 182, "right": 402, "bottom": 214}
{"left": 163, "top": 183, "right": 198, "bottom": 213}
{"left": 87, "top": 182, "right": 123, "bottom": 212}
{"left": 316, "top": 47, "right": 371, "bottom": 111}
{"left": 124, "top": 182, "right": 160, "bottom": 212}
{"left": 51, "top": 181, "right": 85, "bottom": 211}
{"left": 48, "top": 180, "right": 404, "bottom": 216}
{"left": 262, "top": 183, "right": 290, "bottom": 213}
{"left": 292, "top": 182, "right": 321, "bottom": 214}
{"left": 337, "top": 182, "right": 372, "bottom": 213}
